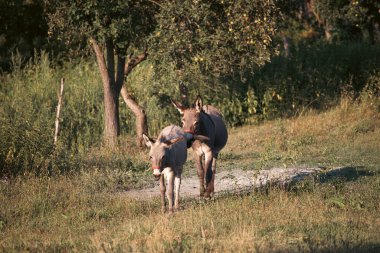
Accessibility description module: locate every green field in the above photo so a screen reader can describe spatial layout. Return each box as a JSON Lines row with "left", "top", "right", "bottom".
{"left": 1, "top": 98, "right": 379, "bottom": 252}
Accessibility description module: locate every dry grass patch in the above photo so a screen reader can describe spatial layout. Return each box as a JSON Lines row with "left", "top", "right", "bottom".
{"left": 221, "top": 98, "right": 380, "bottom": 170}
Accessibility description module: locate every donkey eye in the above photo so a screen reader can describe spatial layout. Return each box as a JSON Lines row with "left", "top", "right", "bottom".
{"left": 193, "top": 121, "right": 199, "bottom": 126}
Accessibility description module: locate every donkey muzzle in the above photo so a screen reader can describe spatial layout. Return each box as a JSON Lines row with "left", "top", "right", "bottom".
{"left": 152, "top": 166, "right": 161, "bottom": 181}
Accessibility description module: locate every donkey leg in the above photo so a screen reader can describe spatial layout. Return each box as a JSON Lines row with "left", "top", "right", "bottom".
{"left": 166, "top": 170, "right": 175, "bottom": 214}
{"left": 209, "top": 157, "right": 217, "bottom": 197}
{"left": 174, "top": 172, "right": 181, "bottom": 210}
{"left": 195, "top": 154, "right": 205, "bottom": 197}
{"left": 159, "top": 174, "right": 166, "bottom": 213}
{"left": 204, "top": 151, "right": 214, "bottom": 198}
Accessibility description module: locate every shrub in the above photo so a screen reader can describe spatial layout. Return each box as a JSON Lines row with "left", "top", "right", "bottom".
{"left": 250, "top": 42, "right": 380, "bottom": 119}
{"left": 0, "top": 52, "right": 104, "bottom": 176}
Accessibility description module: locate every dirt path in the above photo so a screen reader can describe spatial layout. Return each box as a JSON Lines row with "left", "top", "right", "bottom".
{"left": 125, "top": 167, "right": 327, "bottom": 199}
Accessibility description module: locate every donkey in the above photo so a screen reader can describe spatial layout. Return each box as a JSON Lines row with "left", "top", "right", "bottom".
{"left": 143, "top": 125, "right": 208, "bottom": 213}
{"left": 172, "top": 96, "right": 228, "bottom": 198}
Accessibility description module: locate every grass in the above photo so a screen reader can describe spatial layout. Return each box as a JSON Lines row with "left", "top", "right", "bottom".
{"left": 1, "top": 97, "right": 380, "bottom": 252}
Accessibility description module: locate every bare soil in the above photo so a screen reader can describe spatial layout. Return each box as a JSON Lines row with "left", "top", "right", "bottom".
{"left": 125, "top": 167, "right": 329, "bottom": 199}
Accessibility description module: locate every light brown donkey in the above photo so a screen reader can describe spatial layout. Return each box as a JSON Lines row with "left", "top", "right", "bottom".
{"left": 143, "top": 125, "right": 209, "bottom": 213}
{"left": 172, "top": 96, "right": 228, "bottom": 198}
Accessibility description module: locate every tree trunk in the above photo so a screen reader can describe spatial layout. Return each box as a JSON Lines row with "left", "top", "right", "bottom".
{"left": 92, "top": 38, "right": 147, "bottom": 147}
{"left": 374, "top": 22, "right": 380, "bottom": 44}
{"left": 122, "top": 49, "right": 149, "bottom": 147}
{"left": 103, "top": 85, "right": 119, "bottom": 147}
{"left": 120, "top": 86, "right": 148, "bottom": 147}
{"left": 366, "top": 20, "right": 375, "bottom": 45}
{"left": 91, "top": 39, "right": 125, "bottom": 148}
{"left": 282, "top": 36, "right": 291, "bottom": 58}
{"left": 324, "top": 21, "right": 333, "bottom": 42}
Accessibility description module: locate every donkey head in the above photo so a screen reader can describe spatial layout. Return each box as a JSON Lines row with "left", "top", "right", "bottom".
{"left": 142, "top": 134, "right": 183, "bottom": 180}
{"left": 172, "top": 95, "right": 204, "bottom": 136}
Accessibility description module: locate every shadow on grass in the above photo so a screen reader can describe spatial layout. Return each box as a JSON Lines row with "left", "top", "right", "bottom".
{"left": 317, "top": 166, "right": 376, "bottom": 184}
{"left": 298, "top": 242, "right": 380, "bottom": 253}
{"left": 259, "top": 241, "right": 380, "bottom": 253}
{"left": 188, "top": 166, "right": 378, "bottom": 202}
{"left": 281, "top": 166, "right": 378, "bottom": 195}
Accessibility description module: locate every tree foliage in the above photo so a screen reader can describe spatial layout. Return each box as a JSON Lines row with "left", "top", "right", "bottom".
{"left": 277, "top": 0, "right": 380, "bottom": 43}
{"left": 0, "top": 0, "right": 48, "bottom": 70}
{"left": 45, "top": 0, "right": 157, "bottom": 54}
{"left": 151, "top": 0, "right": 280, "bottom": 79}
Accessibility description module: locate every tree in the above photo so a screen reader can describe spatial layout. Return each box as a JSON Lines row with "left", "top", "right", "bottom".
{"left": 46, "top": 0, "right": 157, "bottom": 147}
{"left": 46, "top": 0, "right": 281, "bottom": 147}
{"left": 345, "top": 0, "right": 380, "bottom": 44}
{"left": 151, "top": 0, "right": 280, "bottom": 81}
{"left": 0, "top": 0, "right": 48, "bottom": 70}
{"left": 301, "top": 0, "right": 379, "bottom": 43}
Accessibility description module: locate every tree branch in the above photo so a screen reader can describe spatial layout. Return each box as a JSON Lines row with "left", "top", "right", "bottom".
{"left": 121, "top": 86, "right": 148, "bottom": 147}
{"left": 147, "top": 0, "right": 163, "bottom": 8}
{"left": 125, "top": 47, "right": 148, "bottom": 76}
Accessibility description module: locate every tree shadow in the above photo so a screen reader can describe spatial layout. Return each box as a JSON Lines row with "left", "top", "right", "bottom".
{"left": 280, "top": 166, "right": 378, "bottom": 194}
{"left": 273, "top": 241, "right": 380, "bottom": 253}
{"left": 316, "top": 166, "right": 376, "bottom": 184}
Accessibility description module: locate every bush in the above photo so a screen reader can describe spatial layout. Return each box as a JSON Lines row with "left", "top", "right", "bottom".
{"left": 249, "top": 42, "right": 380, "bottom": 119}
{"left": 126, "top": 42, "right": 380, "bottom": 127}
{"left": 0, "top": 52, "right": 104, "bottom": 176}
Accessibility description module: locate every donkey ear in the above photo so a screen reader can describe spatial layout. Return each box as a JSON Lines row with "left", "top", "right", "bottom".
{"left": 163, "top": 137, "right": 184, "bottom": 146}
{"left": 142, "top": 134, "right": 155, "bottom": 147}
{"left": 171, "top": 99, "right": 186, "bottom": 115}
{"left": 193, "top": 135, "right": 209, "bottom": 142}
{"left": 194, "top": 95, "right": 203, "bottom": 112}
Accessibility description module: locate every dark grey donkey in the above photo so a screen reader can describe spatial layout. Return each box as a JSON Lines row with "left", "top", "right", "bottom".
{"left": 172, "top": 96, "right": 228, "bottom": 198}
{"left": 143, "top": 125, "right": 208, "bottom": 213}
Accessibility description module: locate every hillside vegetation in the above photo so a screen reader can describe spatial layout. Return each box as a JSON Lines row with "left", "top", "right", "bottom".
{"left": 1, "top": 43, "right": 379, "bottom": 177}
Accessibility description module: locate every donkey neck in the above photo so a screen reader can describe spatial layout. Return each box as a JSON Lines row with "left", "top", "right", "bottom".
{"left": 199, "top": 110, "right": 215, "bottom": 136}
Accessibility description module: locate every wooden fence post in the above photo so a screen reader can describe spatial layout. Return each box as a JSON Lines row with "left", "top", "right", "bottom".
{"left": 54, "top": 78, "right": 65, "bottom": 146}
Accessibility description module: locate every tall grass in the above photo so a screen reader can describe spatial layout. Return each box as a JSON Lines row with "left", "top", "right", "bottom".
{"left": 0, "top": 52, "right": 105, "bottom": 175}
